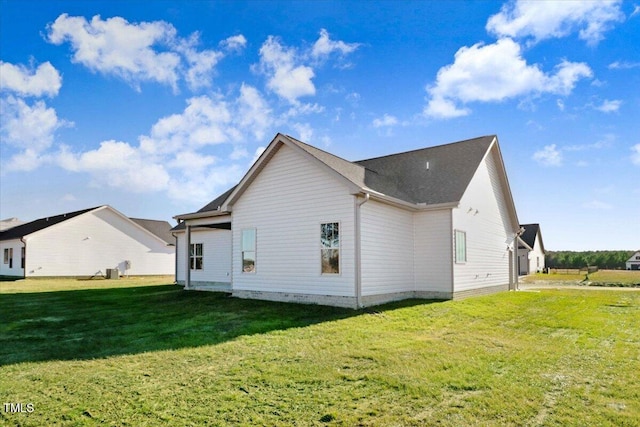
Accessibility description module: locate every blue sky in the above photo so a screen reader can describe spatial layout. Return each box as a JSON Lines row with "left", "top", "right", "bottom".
{"left": 1, "top": 0, "right": 638, "bottom": 250}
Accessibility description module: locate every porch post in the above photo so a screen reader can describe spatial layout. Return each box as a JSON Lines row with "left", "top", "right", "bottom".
{"left": 185, "top": 224, "right": 191, "bottom": 289}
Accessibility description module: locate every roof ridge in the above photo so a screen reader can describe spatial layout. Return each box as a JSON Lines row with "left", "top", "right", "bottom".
{"left": 355, "top": 135, "right": 496, "bottom": 163}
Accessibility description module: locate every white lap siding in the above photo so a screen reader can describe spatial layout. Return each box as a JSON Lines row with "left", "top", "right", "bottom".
{"left": 360, "top": 199, "right": 414, "bottom": 296}
{"left": 0, "top": 239, "right": 24, "bottom": 277}
{"left": 25, "top": 208, "right": 174, "bottom": 277}
{"left": 413, "top": 209, "right": 453, "bottom": 295}
{"left": 232, "top": 144, "right": 355, "bottom": 297}
{"left": 452, "top": 147, "right": 513, "bottom": 292}
{"left": 175, "top": 229, "right": 232, "bottom": 284}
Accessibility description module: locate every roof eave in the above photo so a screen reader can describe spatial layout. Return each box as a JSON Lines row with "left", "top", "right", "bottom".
{"left": 173, "top": 209, "right": 231, "bottom": 221}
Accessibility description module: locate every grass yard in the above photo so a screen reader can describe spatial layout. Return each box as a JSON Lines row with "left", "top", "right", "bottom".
{"left": 1, "top": 279, "right": 639, "bottom": 426}
{"left": 522, "top": 269, "right": 640, "bottom": 286}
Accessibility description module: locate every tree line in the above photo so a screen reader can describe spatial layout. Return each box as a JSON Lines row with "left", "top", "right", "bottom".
{"left": 546, "top": 250, "right": 635, "bottom": 269}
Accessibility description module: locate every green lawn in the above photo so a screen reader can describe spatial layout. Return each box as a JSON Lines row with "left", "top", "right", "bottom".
{"left": 1, "top": 279, "right": 639, "bottom": 426}
{"left": 523, "top": 269, "right": 640, "bottom": 286}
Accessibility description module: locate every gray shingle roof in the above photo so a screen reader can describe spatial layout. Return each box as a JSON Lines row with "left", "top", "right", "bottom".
{"left": 187, "top": 134, "right": 498, "bottom": 215}
{"left": 519, "top": 223, "right": 540, "bottom": 249}
{"left": 130, "top": 218, "right": 175, "bottom": 245}
{"left": 356, "top": 135, "right": 495, "bottom": 205}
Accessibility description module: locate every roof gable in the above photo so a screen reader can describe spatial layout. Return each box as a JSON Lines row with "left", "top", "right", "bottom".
{"left": 177, "top": 133, "right": 516, "bottom": 220}
{"left": 519, "top": 223, "right": 545, "bottom": 253}
{"left": 0, "top": 206, "right": 100, "bottom": 241}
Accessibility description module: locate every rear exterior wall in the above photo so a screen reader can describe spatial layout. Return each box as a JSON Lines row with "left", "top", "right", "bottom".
{"left": 231, "top": 144, "right": 357, "bottom": 300}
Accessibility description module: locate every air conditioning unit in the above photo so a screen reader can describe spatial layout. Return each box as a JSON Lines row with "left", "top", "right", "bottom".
{"left": 106, "top": 268, "right": 119, "bottom": 279}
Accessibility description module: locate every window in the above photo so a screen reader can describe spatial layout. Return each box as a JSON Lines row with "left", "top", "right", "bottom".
{"left": 455, "top": 230, "right": 466, "bottom": 263}
{"left": 21, "top": 247, "right": 25, "bottom": 269}
{"left": 189, "top": 243, "right": 203, "bottom": 270}
{"left": 321, "top": 222, "right": 340, "bottom": 274}
{"left": 242, "top": 229, "right": 256, "bottom": 273}
{"left": 4, "top": 248, "right": 13, "bottom": 268}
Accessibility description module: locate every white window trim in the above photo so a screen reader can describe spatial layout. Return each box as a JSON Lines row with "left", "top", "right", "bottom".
{"left": 320, "top": 221, "right": 341, "bottom": 276}
{"left": 454, "top": 229, "right": 467, "bottom": 264}
{"left": 190, "top": 243, "right": 203, "bottom": 270}
{"left": 241, "top": 228, "right": 257, "bottom": 274}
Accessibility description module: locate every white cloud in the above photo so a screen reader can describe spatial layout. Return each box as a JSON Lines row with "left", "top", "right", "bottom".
{"left": 52, "top": 89, "right": 274, "bottom": 204}
{"left": 533, "top": 144, "right": 563, "bottom": 167}
{"left": 486, "top": 0, "right": 624, "bottom": 45}
{"left": 0, "top": 61, "right": 62, "bottom": 97}
{"left": 252, "top": 146, "right": 267, "bottom": 164}
{"left": 177, "top": 34, "right": 224, "bottom": 91}
{"left": 631, "top": 144, "right": 640, "bottom": 166}
{"left": 236, "top": 84, "right": 272, "bottom": 140}
{"left": 292, "top": 122, "right": 313, "bottom": 142}
{"left": 556, "top": 99, "right": 565, "bottom": 111}
{"left": 139, "top": 95, "right": 238, "bottom": 155}
{"left": 256, "top": 35, "right": 316, "bottom": 103}
{"left": 565, "top": 134, "right": 615, "bottom": 151}
{"left": 311, "top": 29, "right": 360, "bottom": 59}
{"left": 608, "top": 61, "right": 640, "bottom": 69}
{"left": 255, "top": 31, "right": 359, "bottom": 104}
{"left": 424, "top": 39, "right": 592, "bottom": 118}
{"left": 594, "top": 99, "right": 622, "bottom": 113}
{"left": 631, "top": 5, "right": 640, "bottom": 18}
{"left": 372, "top": 114, "right": 398, "bottom": 128}
{"left": 47, "top": 14, "right": 182, "bottom": 91}
{"left": 57, "top": 140, "right": 171, "bottom": 192}
{"left": 220, "top": 34, "right": 247, "bottom": 52}
{"left": 582, "top": 199, "right": 613, "bottom": 210}
{"left": 0, "top": 96, "right": 61, "bottom": 151}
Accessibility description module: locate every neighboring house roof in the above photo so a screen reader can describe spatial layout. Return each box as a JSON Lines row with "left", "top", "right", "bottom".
{"left": 0, "top": 206, "right": 174, "bottom": 247}
{"left": 176, "top": 133, "right": 517, "bottom": 230}
{"left": 519, "top": 223, "right": 545, "bottom": 253}
{"left": 0, "top": 207, "right": 98, "bottom": 241}
{"left": 0, "top": 217, "right": 26, "bottom": 231}
{"left": 129, "top": 218, "right": 175, "bottom": 245}
{"left": 626, "top": 251, "right": 640, "bottom": 262}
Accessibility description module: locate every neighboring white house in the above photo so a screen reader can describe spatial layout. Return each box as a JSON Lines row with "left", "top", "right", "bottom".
{"left": 0, "top": 205, "right": 175, "bottom": 278}
{"left": 626, "top": 251, "right": 640, "bottom": 270}
{"left": 517, "top": 223, "right": 546, "bottom": 275}
{"left": 172, "top": 133, "right": 522, "bottom": 308}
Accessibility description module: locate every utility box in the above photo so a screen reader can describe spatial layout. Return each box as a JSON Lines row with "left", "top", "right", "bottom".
{"left": 106, "top": 268, "right": 119, "bottom": 279}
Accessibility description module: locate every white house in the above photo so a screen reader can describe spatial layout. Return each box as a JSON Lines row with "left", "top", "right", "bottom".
{"left": 172, "top": 133, "right": 522, "bottom": 308}
{"left": 0, "top": 205, "right": 175, "bottom": 278}
{"left": 626, "top": 251, "right": 640, "bottom": 270}
{"left": 517, "top": 223, "right": 546, "bottom": 275}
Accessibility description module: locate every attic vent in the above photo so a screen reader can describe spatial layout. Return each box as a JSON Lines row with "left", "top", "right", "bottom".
{"left": 425, "top": 161, "right": 430, "bottom": 170}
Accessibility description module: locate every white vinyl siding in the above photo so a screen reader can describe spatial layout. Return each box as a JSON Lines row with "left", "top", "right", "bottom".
{"left": 452, "top": 146, "right": 514, "bottom": 292}
{"left": 0, "top": 240, "right": 23, "bottom": 277}
{"left": 232, "top": 144, "right": 355, "bottom": 296}
{"left": 23, "top": 207, "right": 174, "bottom": 277}
{"left": 175, "top": 228, "right": 231, "bottom": 283}
{"left": 360, "top": 200, "right": 414, "bottom": 296}
{"left": 413, "top": 209, "right": 453, "bottom": 293}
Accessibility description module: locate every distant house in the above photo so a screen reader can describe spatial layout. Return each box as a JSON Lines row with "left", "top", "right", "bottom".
{"left": 0, "top": 205, "right": 175, "bottom": 278}
{"left": 172, "top": 133, "right": 522, "bottom": 308}
{"left": 626, "top": 251, "right": 640, "bottom": 270}
{"left": 517, "top": 223, "right": 546, "bottom": 275}
{"left": 0, "top": 217, "right": 24, "bottom": 231}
